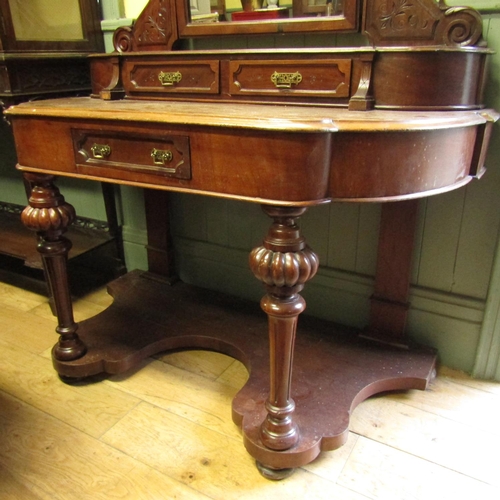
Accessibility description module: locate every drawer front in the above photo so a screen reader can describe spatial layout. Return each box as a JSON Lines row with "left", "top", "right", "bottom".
{"left": 72, "top": 130, "right": 191, "bottom": 180}
{"left": 229, "top": 59, "right": 351, "bottom": 98}
{"left": 124, "top": 60, "right": 220, "bottom": 95}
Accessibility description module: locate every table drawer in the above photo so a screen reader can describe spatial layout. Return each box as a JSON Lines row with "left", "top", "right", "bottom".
{"left": 229, "top": 59, "right": 351, "bottom": 98}
{"left": 124, "top": 60, "right": 220, "bottom": 95}
{"left": 72, "top": 130, "right": 191, "bottom": 180}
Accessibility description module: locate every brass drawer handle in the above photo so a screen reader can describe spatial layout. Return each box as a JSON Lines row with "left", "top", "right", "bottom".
{"left": 271, "top": 71, "right": 303, "bottom": 89}
{"left": 158, "top": 71, "right": 182, "bottom": 86}
{"left": 91, "top": 144, "right": 111, "bottom": 159}
{"left": 151, "top": 148, "right": 173, "bottom": 165}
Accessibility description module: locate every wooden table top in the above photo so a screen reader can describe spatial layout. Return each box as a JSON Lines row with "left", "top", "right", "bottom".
{"left": 6, "top": 97, "right": 497, "bottom": 133}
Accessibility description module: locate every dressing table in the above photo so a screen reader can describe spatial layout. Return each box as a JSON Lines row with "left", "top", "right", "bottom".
{"left": 4, "top": 0, "right": 498, "bottom": 479}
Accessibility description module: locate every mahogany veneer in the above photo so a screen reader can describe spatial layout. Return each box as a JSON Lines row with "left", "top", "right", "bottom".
{"left": 5, "top": 0, "right": 498, "bottom": 481}
{"left": 6, "top": 97, "right": 495, "bottom": 478}
{"left": 54, "top": 269, "right": 437, "bottom": 474}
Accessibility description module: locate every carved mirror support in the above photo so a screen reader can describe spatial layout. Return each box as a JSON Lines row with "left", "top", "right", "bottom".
{"left": 112, "top": 0, "right": 485, "bottom": 52}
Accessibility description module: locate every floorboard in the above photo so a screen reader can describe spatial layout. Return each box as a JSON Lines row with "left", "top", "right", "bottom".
{"left": 0, "top": 281, "right": 499, "bottom": 499}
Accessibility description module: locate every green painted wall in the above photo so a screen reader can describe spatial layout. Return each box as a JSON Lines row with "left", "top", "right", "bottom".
{"left": 1, "top": 0, "right": 500, "bottom": 377}
{"left": 164, "top": 5, "right": 500, "bottom": 376}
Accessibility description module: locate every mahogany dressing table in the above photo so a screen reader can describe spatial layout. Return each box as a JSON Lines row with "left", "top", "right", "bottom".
{"left": 4, "top": 0, "right": 498, "bottom": 479}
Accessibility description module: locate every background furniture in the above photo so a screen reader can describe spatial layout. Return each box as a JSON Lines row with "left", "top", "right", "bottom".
{"left": 0, "top": 0, "right": 125, "bottom": 298}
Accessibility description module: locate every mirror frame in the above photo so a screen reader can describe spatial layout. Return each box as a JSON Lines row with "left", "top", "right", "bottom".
{"left": 0, "top": 0, "right": 103, "bottom": 53}
{"left": 174, "top": 0, "right": 360, "bottom": 38}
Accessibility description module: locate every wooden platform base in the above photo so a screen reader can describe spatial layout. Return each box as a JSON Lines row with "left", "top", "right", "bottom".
{"left": 0, "top": 206, "right": 124, "bottom": 300}
{"left": 53, "top": 270, "right": 437, "bottom": 471}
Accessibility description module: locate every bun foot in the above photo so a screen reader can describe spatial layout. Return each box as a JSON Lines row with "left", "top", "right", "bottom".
{"left": 52, "top": 339, "right": 87, "bottom": 362}
{"left": 58, "top": 374, "right": 86, "bottom": 385}
{"left": 256, "top": 461, "right": 296, "bottom": 480}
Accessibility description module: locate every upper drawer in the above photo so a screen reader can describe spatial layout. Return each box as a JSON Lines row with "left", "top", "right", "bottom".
{"left": 123, "top": 60, "right": 220, "bottom": 95}
{"left": 229, "top": 59, "right": 352, "bottom": 98}
{"left": 72, "top": 129, "right": 191, "bottom": 180}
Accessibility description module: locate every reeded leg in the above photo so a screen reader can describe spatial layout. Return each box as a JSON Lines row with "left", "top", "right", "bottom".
{"left": 22, "top": 173, "right": 86, "bottom": 362}
{"left": 249, "top": 205, "right": 318, "bottom": 477}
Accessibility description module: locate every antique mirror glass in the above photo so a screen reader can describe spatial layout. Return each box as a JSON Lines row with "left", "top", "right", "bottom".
{"left": 8, "top": 0, "right": 84, "bottom": 41}
{"left": 177, "top": 0, "right": 358, "bottom": 37}
{"left": 0, "top": 0, "right": 103, "bottom": 53}
{"left": 189, "top": 0, "right": 345, "bottom": 20}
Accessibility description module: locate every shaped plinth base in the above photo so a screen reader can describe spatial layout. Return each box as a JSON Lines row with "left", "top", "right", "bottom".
{"left": 52, "top": 270, "right": 437, "bottom": 471}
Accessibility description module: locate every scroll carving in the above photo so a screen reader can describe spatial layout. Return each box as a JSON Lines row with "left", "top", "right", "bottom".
{"left": 363, "top": 0, "right": 483, "bottom": 47}
{"left": 114, "top": 0, "right": 179, "bottom": 52}
{"left": 113, "top": 26, "right": 133, "bottom": 53}
{"left": 437, "top": 7, "right": 483, "bottom": 47}
{"left": 113, "top": 0, "right": 484, "bottom": 52}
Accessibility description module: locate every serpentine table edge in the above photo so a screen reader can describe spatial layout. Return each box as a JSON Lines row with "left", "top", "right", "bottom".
{"left": 4, "top": 97, "right": 497, "bottom": 478}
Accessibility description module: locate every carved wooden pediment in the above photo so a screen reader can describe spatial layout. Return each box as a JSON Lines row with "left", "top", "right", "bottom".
{"left": 114, "top": 0, "right": 179, "bottom": 52}
{"left": 363, "top": 0, "right": 483, "bottom": 47}
{"left": 113, "top": 0, "right": 485, "bottom": 52}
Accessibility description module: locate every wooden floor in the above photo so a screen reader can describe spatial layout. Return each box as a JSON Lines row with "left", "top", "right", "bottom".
{"left": 1, "top": 280, "right": 499, "bottom": 499}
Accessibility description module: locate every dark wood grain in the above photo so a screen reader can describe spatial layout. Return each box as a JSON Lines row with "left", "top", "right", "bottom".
{"left": 5, "top": 0, "right": 497, "bottom": 480}
{"left": 364, "top": 200, "right": 420, "bottom": 345}
{"left": 52, "top": 270, "right": 437, "bottom": 470}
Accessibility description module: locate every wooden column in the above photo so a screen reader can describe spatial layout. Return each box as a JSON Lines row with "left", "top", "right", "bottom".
{"left": 365, "top": 199, "right": 420, "bottom": 346}
{"left": 144, "top": 189, "right": 176, "bottom": 280}
{"left": 249, "top": 205, "right": 319, "bottom": 479}
{"left": 21, "top": 173, "right": 86, "bottom": 362}
{"left": 101, "top": 181, "right": 126, "bottom": 274}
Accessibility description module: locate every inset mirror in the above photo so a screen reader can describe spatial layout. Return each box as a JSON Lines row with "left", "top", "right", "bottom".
{"left": 8, "top": 0, "right": 84, "bottom": 41}
{"left": 177, "top": 0, "right": 358, "bottom": 38}
{"left": 0, "top": 0, "right": 103, "bottom": 52}
{"left": 188, "top": 0, "right": 345, "bottom": 21}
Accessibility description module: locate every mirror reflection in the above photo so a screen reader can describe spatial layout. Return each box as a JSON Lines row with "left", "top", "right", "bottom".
{"left": 189, "top": 0, "right": 344, "bottom": 23}
{"left": 8, "top": 0, "right": 84, "bottom": 41}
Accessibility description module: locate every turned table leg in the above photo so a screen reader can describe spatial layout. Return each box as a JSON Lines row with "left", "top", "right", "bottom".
{"left": 21, "top": 173, "right": 86, "bottom": 363}
{"left": 249, "top": 205, "right": 319, "bottom": 478}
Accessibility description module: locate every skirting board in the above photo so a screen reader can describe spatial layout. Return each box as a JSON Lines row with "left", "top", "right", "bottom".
{"left": 172, "top": 237, "right": 485, "bottom": 374}
{"left": 118, "top": 228, "right": 486, "bottom": 375}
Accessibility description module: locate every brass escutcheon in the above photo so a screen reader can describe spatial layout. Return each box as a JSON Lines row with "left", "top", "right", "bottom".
{"left": 270, "top": 71, "right": 303, "bottom": 89}
{"left": 158, "top": 71, "right": 182, "bottom": 86}
{"left": 151, "top": 148, "right": 173, "bottom": 165}
{"left": 91, "top": 144, "right": 111, "bottom": 159}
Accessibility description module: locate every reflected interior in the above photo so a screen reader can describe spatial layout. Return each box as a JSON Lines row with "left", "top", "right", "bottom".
{"left": 189, "top": 0, "right": 345, "bottom": 23}
{"left": 8, "top": 0, "right": 84, "bottom": 41}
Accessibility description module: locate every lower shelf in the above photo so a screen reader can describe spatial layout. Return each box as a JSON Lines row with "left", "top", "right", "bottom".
{"left": 53, "top": 270, "right": 437, "bottom": 469}
{"left": 0, "top": 205, "right": 125, "bottom": 298}
{"left": 0, "top": 206, "right": 114, "bottom": 268}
